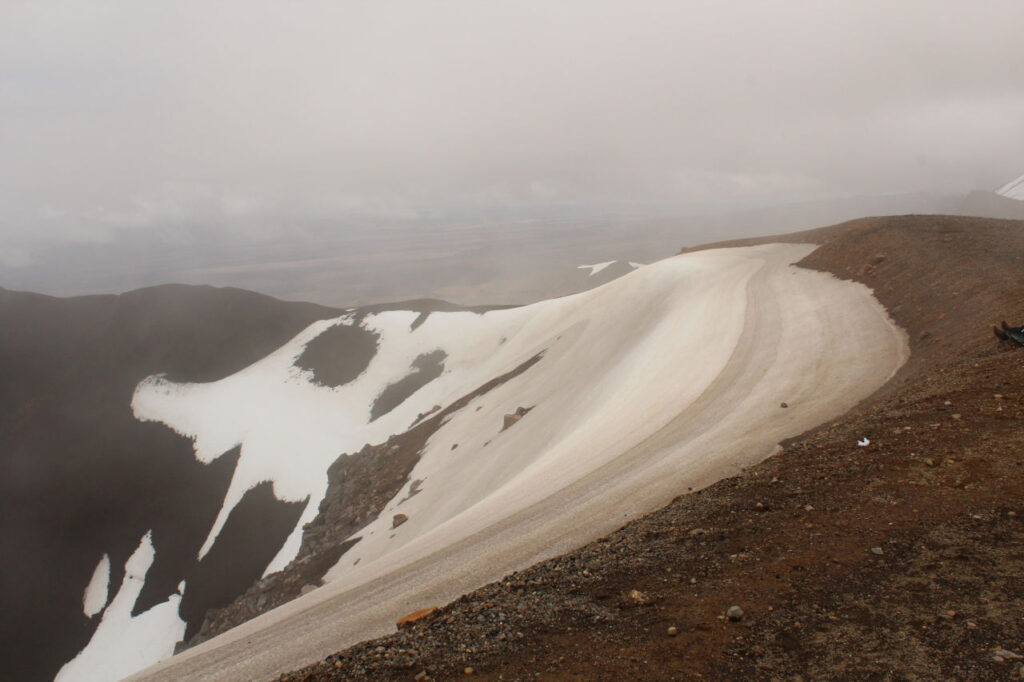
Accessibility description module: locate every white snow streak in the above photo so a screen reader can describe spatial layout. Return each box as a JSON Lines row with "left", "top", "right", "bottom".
{"left": 577, "top": 260, "right": 615, "bottom": 276}
{"left": 996, "top": 173, "right": 1024, "bottom": 200}
{"left": 57, "top": 532, "right": 186, "bottom": 682}
{"left": 82, "top": 554, "right": 110, "bottom": 618}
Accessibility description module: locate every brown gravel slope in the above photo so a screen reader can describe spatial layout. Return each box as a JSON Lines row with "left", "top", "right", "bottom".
{"left": 281, "top": 215, "right": 1024, "bottom": 681}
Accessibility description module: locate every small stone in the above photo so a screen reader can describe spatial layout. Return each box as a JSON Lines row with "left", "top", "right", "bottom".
{"left": 335, "top": 661, "right": 342, "bottom": 669}
{"left": 951, "top": 413, "right": 962, "bottom": 420}
{"left": 628, "top": 589, "right": 649, "bottom": 604}
{"left": 464, "top": 667, "right": 475, "bottom": 675}
{"left": 939, "top": 610, "right": 956, "bottom": 620}
{"left": 667, "top": 626, "right": 678, "bottom": 636}
{"left": 392, "top": 513, "right": 409, "bottom": 528}
{"left": 924, "top": 458, "right": 935, "bottom": 467}
{"left": 870, "top": 546, "right": 884, "bottom": 555}
{"left": 944, "top": 400, "right": 952, "bottom": 406}
{"left": 688, "top": 528, "right": 709, "bottom": 537}
{"left": 804, "top": 504, "right": 814, "bottom": 512}
{"left": 995, "top": 649, "right": 1024, "bottom": 660}
{"left": 415, "top": 671, "right": 429, "bottom": 681}
{"left": 727, "top": 605, "right": 744, "bottom": 621}
{"left": 780, "top": 402, "right": 788, "bottom": 408}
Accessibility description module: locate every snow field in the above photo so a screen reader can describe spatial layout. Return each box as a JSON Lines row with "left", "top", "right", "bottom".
{"left": 127, "top": 242, "right": 908, "bottom": 682}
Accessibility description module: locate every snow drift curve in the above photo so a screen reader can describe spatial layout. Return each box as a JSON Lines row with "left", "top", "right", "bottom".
{"left": 127, "top": 242, "right": 907, "bottom": 681}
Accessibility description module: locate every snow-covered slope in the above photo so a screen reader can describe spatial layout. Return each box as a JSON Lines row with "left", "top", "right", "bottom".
{"left": 114, "top": 242, "right": 906, "bottom": 682}
{"left": 958, "top": 172, "right": 1024, "bottom": 220}
{"left": 997, "top": 173, "right": 1024, "bottom": 201}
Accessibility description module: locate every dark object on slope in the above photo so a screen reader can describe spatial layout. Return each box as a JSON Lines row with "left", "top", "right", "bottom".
{"left": 994, "top": 320, "right": 1024, "bottom": 346}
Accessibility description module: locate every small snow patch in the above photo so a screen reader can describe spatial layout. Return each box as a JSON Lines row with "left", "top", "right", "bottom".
{"left": 58, "top": 531, "right": 186, "bottom": 682}
{"left": 82, "top": 554, "right": 110, "bottom": 618}
{"left": 577, "top": 261, "right": 616, "bottom": 276}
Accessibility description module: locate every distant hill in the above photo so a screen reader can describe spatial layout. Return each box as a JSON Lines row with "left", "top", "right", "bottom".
{"left": 958, "top": 172, "right": 1024, "bottom": 220}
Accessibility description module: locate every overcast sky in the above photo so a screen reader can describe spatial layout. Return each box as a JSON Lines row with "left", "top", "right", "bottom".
{"left": 2, "top": 0, "right": 1023, "bottom": 258}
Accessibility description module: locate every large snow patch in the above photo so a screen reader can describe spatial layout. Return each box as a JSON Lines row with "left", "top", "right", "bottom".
{"left": 129, "top": 243, "right": 908, "bottom": 682}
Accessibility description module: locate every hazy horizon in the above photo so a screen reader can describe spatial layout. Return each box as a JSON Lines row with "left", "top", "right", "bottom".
{"left": 2, "top": 1, "right": 1023, "bottom": 301}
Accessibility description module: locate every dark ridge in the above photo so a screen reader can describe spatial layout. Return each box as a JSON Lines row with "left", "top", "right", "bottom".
{"left": 176, "top": 481, "right": 307, "bottom": 641}
{"left": 369, "top": 350, "right": 447, "bottom": 422}
{"left": 184, "top": 351, "right": 546, "bottom": 647}
{"left": 0, "top": 283, "right": 338, "bottom": 681}
{"left": 295, "top": 322, "right": 380, "bottom": 388}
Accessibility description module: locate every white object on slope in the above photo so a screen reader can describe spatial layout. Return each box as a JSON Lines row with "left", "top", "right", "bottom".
{"left": 577, "top": 260, "right": 615, "bottom": 276}
{"left": 858, "top": 437, "right": 870, "bottom": 447}
{"left": 996, "top": 173, "right": 1024, "bottom": 201}
{"left": 82, "top": 554, "right": 111, "bottom": 618}
{"left": 57, "top": 532, "right": 186, "bottom": 682}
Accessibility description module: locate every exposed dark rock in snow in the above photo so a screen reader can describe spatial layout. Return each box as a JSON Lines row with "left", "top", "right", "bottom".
{"left": 181, "top": 351, "right": 546, "bottom": 648}
{"left": 295, "top": 322, "right": 380, "bottom": 388}
{"left": 501, "top": 406, "right": 534, "bottom": 431}
{"left": 370, "top": 350, "right": 447, "bottom": 421}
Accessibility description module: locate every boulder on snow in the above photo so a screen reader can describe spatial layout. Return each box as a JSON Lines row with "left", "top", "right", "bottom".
{"left": 392, "top": 513, "right": 409, "bottom": 528}
{"left": 502, "top": 406, "right": 534, "bottom": 431}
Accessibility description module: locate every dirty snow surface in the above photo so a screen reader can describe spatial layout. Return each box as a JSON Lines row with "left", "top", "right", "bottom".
{"left": 127, "top": 243, "right": 907, "bottom": 682}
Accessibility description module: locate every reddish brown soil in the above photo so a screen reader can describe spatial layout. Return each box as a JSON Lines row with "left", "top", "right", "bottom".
{"left": 281, "top": 215, "right": 1024, "bottom": 681}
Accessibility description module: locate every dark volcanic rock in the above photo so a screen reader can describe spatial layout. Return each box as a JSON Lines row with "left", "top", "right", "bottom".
{"left": 176, "top": 481, "right": 307, "bottom": 640}
{"left": 370, "top": 350, "right": 447, "bottom": 421}
{"left": 295, "top": 322, "right": 379, "bottom": 388}
{"left": 501, "top": 405, "right": 534, "bottom": 431}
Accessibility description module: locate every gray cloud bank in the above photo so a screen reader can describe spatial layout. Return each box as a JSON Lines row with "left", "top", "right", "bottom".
{"left": 1, "top": 0, "right": 1023, "bottom": 256}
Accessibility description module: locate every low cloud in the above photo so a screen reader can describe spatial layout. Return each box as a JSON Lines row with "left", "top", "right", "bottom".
{"left": 1, "top": 0, "right": 1022, "bottom": 248}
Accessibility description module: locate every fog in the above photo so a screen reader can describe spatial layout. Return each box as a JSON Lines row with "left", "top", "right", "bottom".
{"left": 1, "top": 1, "right": 1022, "bottom": 301}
